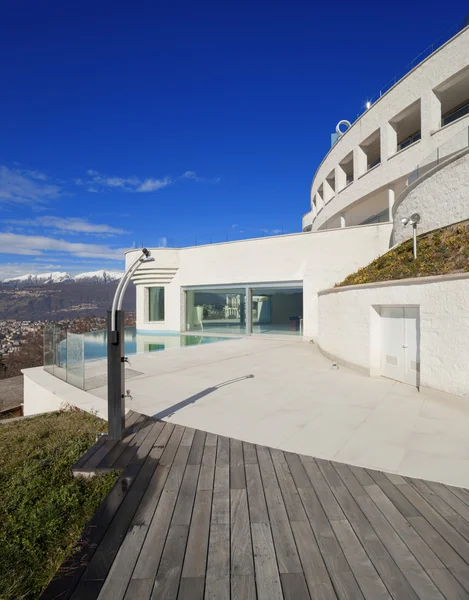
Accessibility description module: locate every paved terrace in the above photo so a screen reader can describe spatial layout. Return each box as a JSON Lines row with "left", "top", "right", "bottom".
{"left": 85, "top": 337, "right": 469, "bottom": 489}
{"left": 42, "top": 410, "right": 469, "bottom": 600}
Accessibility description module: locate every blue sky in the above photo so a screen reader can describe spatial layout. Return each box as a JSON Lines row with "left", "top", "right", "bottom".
{"left": 0, "top": 0, "right": 467, "bottom": 279}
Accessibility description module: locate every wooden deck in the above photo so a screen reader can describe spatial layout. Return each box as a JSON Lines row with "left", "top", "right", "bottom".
{"left": 42, "top": 411, "right": 469, "bottom": 600}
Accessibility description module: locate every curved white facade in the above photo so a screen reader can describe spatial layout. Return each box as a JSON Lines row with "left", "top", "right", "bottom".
{"left": 305, "top": 25, "right": 469, "bottom": 233}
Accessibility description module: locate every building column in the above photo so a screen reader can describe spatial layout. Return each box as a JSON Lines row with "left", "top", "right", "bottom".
{"left": 421, "top": 90, "right": 441, "bottom": 137}
{"left": 388, "top": 187, "right": 395, "bottom": 221}
{"left": 335, "top": 164, "right": 346, "bottom": 193}
{"left": 340, "top": 213, "right": 346, "bottom": 228}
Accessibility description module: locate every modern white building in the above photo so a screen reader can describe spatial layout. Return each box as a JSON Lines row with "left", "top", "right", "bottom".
{"left": 128, "top": 22, "right": 469, "bottom": 350}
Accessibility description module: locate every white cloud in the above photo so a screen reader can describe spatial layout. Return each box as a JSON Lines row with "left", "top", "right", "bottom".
{"left": 2, "top": 216, "right": 127, "bottom": 236}
{"left": 0, "top": 232, "right": 128, "bottom": 259}
{"left": 181, "top": 171, "right": 220, "bottom": 184}
{"left": 78, "top": 169, "right": 218, "bottom": 193}
{"left": 136, "top": 177, "right": 172, "bottom": 192}
{"left": 0, "top": 166, "right": 61, "bottom": 207}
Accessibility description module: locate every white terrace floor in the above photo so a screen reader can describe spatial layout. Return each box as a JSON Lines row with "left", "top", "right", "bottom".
{"left": 84, "top": 336, "right": 469, "bottom": 489}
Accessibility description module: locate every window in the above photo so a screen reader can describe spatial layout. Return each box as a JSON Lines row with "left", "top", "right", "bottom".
{"left": 397, "top": 131, "right": 421, "bottom": 151}
{"left": 442, "top": 101, "right": 469, "bottom": 126}
{"left": 148, "top": 287, "right": 165, "bottom": 321}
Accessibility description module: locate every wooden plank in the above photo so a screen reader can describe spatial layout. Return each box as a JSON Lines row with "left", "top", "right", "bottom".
{"left": 272, "top": 459, "right": 308, "bottom": 522}
{"left": 318, "top": 461, "right": 418, "bottom": 600}
{"left": 131, "top": 463, "right": 170, "bottom": 526}
{"left": 230, "top": 488, "right": 254, "bottom": 576}
{"left": 131, "top": 488, "right": 179, "bottom": 580}
{"left": 96, "top": 524, "right": 148, "bottom": 600}
{"left": 122, "top": 579, "right": 153, "bottom": 600}
{"left": 256, "top": 444, "right": 277, "bottom": 487}
{"left": 245, "top": 463, "right": 268, "bottom": 524}
{"left": 216, "top": 436, "right": 230, "bottom": 466}
{"left": 331, "top": 519, "right": 392, "bottom": 600}
{"left": 407, "top": 478, "right": 469, "bottom": 544}
{"left": 280, "top": 573, "right": 311, "bottom": 600}
{"left": 205, "top": 432, "right": 217, "bottom": 445}
{"left": 112, "top": 418, "right": 154, "bottom": 469}
{"left": 258, "top": 448, "right": 302, "bottom": 574}
{"left": 159, "top": 424, "right": 184, "bottom": 466}
{"left": 284, "top": 452, "right": 312, "bottom": 489}
{"left": 212, "top": 466, "right": 230, "bottom": 524}
{"left": 83, "top": 439, "right": 118, "bottom": 470}
{"left": 79, "top": 448, "right": 161, "bottom": 584}
{"left": 230, "top": 438, "right": 246, "bottom": 489}
{"left": 334, "top": 463, "right": 444, "bottom": 600}
{"left": 172, "top": 464, "right": 201, "bottom": 526}
{"left": 348, "top": 465, "right": 375, "bottom": 488}
{"left": 243, "top": 441, "right": 258, "bottom": 464}
{"left": 367, "top": 469, "right": 421, "bottom": 519}
{"left": 290, "top": 520, "right": 336, "bottom": 600}
{"left": 302, "top": 460, "right": 346, "bottom": 523}
{"left": 398, "top": 482, "right": 469, "bottom": 564}
{"left": 426, "top": 480, "right": 469, "bottom": 522}
{"left": 231, "top": 576, "right": 256, "bottom": 600}
{"left": 264, "top": 486, "right": 303, "bottom": 573}
{"left": 198, "top": 436, "right": 216, "bottom": 490}
{"left": 407, "top": 516, "right": 469, "bottom": 592}
{"left": 205, "top": 523, "right": 230, "bottom": 600}
{"left": 129, "top": 420, "right": 165, "bottom": 466}
{"left": 251, "top": 521, "right": 283, "bottom": 600}
{"left": 182, "top": 489, "right": 212, "bottom": 578}
{"left": 188, "top": 430, "right": 206, "bottom": 465}
{"left": 151, "top": 524, "right": 189, "bottom": 600}
{"left": 364, "top": 483, "right": 444, "bottom": 571}
{"left": 178, "top": 577, "right": 205, "bottom": 600}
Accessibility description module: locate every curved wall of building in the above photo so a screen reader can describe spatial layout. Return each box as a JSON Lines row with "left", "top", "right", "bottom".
{"left": 391, "top": 149, "right": 469, "bottom": 245}
{"left": 307, "top": 25, "right": 469, "bottom": 233}
{"left": 318, "top": 274, "right": 469, "bottom": 397}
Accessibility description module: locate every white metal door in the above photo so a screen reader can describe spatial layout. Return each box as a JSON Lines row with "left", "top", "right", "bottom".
{"left": 382, "top": 306, "right": 419, "bottom": 386}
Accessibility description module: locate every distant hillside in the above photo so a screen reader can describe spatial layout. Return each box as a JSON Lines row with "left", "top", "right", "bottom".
{"left": 2, "top": 270, "right": 122, "bottom": 287}
{"left": 0, "top": 280, "right": 135, "bottom": 321}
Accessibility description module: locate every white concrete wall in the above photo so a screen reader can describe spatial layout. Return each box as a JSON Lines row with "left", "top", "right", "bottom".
{"left": 127, "top": 223, "right": 393, "bottom": 338}
{"left": 23, "top": 366, "right": 108, "bottom": 418}
{"left": 318, "top": 274, "right": 469, "bottom": 397}
{"left": 309, "top": 26, "right": 469, "bottom": 231}
{"left": 392, "top": 150, "right": 469, "bottom": 245}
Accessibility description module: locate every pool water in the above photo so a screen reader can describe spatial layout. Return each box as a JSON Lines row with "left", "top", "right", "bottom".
{"left": 83, "top": 327, "right": 233, "bottom": 361}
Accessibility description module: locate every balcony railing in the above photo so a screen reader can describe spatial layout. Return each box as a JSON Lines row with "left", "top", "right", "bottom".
{"left": 407, "top": 126, "right": 469, "bottom": 185}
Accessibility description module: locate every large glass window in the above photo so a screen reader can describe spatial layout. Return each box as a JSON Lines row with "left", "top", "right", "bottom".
{"left": 186, "top": 288, "right": 246, "bottom": 334}
{"left": 251, "top": 287, "right": 303, "bottom": 335}
{"left": 148, "top": 287, "right": 165, "bottom": 321}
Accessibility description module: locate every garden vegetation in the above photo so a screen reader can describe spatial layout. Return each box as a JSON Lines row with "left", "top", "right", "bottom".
{"left": 337, "top": 222, "right": 469, "bottom": 287}
{"left": 0, "top": 409, "right": 117, "bottom": 600}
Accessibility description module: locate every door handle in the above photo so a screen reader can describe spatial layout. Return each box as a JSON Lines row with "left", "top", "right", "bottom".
{"left": 402, "top": 344, "right": 408, "bottom": 348}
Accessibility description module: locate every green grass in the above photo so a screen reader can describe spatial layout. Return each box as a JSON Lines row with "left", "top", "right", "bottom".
{"left": 0, "top": 409, "right": 118, "bottom": 600}
{"left": 337, "top": 222, "right": 469, "bottom": 287}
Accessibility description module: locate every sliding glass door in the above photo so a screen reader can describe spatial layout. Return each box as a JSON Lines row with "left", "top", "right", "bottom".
{"left": 186, "top": 288, "right": 247, "bottom": 334}
{"left": 251, "top": 287, "right": 303, "bottom": 335}
{"left": 185, "top": 284, "right": 303, "bottom": 336}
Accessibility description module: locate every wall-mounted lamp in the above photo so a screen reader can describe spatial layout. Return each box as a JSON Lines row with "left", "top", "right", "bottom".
{"left": 401, "top": 213, "right": 421, "bottom": 260}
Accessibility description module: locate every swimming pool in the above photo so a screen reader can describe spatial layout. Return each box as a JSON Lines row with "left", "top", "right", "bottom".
{"left": 83, "top": 327, "right": 233, "bottom": 361}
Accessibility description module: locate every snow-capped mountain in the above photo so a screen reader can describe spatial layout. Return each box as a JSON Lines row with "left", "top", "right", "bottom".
{"left": 2, "top": 270, "right": 123, "bottom": 287}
